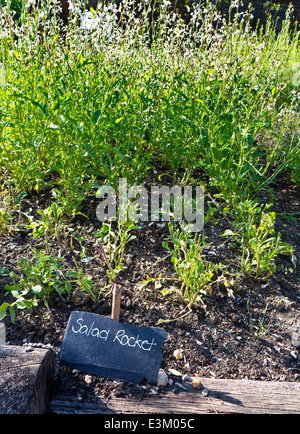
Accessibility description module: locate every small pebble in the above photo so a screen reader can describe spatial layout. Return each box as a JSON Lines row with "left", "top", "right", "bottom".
{"left": 71, "top": 289, "right": 90, "bottom": 306}
{"left": 208, "top": 251, "right": 217, "bottom": 256}
{"left": 156, "top": 369, "right": 168, "bottom": 387}
{"left": 173, "top": 349, "right": 183, "bottom": 360}
{"left": 291, "top": 351, "right": 298, "bottom": 359}
{"left": 182, "top": 374, "right": 193, "bottom": 382}
{"left": 291, "top": 334, "right": 300, "bottom": 348}
{"left": 84, "top": 375, "right": 92, "bottom": 384}
{"left": 202, "top": 388, "right": 209, "bottom": 396}
{"left": 192, "top": 378, "right": 203, "bottom": 390}
{"left": 175, "top": 382, "right": 187, "bottom": 390}
{"left": 168, "top": 368, "right": 183, "bottom": 377}
{"left": 150, "top": 389, "right": 158, "bottom": 395}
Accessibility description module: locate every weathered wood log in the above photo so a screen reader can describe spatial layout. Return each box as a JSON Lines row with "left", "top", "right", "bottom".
{"left": 0, "top": 345, "right": 54, "bottom": 414}
{"left": 48, "top": 376, "right": 300, "bottom": 414}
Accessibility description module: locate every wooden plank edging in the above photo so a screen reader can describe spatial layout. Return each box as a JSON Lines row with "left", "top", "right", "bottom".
{"left": 48, "top": 377, "right": 300, "bottom": 414}
{"left": 0, "top": 345, "right": 54, "bottom": 414}
{"left": 1, "top": 343, "right": 299, "bottom": 414}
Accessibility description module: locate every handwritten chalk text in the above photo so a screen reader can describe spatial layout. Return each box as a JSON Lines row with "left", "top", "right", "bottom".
{"left": 113, "top": 329, "right": 157, "bottom": 351}
{"left": 71, "top": 318, "right": 157, "bottom": 352}
{"left": 72, "top": 318, "right": 110, "bottom": 340}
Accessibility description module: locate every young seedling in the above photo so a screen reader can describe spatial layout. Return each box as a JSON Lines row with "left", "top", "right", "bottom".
{"left": 95, "top": 216, "right": 136, "bottom": 321}
{"left": 162, "top": 222, "right": 219, "bottom": 307}
{"left": 96, "top": 240, "right": 121, "bottom": 321}
{"left": 246, "top": 297, "right": 282, "bottom": 339}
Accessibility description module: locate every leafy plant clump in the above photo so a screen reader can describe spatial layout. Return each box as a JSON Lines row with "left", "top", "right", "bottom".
{"left": 223, "top": 203, "right": 295, "bottom": 280}
{"left": 0, "top": 250, "right": 67, "bottom": 322}
{"left": 0, "top": 249, "right": 101, "bottom": 322}
{"left": 162, "top": 223, "right": 220, "bottom": 307}
{"left": 246, "top": 297, "right": 282, "bottom": 339}
{"left": 95, "top": 218, "right": 137, "bottom": 287}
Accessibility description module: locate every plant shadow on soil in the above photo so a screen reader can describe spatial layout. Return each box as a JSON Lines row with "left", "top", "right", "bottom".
{"left": 0, "top": 170, "right": 299, "bottom": 412}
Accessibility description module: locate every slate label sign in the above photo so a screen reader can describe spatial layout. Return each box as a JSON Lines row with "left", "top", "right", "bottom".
{"left": 60, "top": 311, "right": 168, "bottom": 383}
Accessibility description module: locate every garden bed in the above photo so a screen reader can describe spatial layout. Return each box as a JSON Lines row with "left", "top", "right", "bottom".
{"left": 0, "top": 171, "right": 299, "bottom": 411}
{"left": 0, "top": 0, "right": 299, "bottom": 414}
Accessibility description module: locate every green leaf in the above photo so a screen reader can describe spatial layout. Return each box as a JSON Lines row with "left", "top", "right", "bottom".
{"left": 196, "top": 99, "right": 210, "bottom": 114}
{"left": 4, "top": 283, "right": 21, "bottom": 292}
{"left": 0, "top": 267, "right": 9, "bottom": 276}
{"left": 9, "top": 305, "right": 15, "bottom": 323}
{"left": 222, "top": 229, "right": 236, "bottom": 237}
{"left": 92, "top": 110, "right": 102, "bottom": 125}
{"left": 16, "top": 300, "right": 29, "bottom": 309}
{"left": 66, "top": 270, "right": 78, "bottom": 278}
{"left": 74, "top": 211, "right": 88, "bottom": 219}
{"left": 0, "top": 303, "right": 10, "bottom": 321}
{"left": 65, "top": 281, "right": 72, "bottom": 293}
{"left": 162, "top": 241, "right": 170, "bottom": 250}
{"left": 32, "top": 285, "right": 43, "bottom": 294}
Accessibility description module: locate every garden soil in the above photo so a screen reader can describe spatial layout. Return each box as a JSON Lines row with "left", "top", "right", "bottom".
{"left": 0, "top": 170, "right": 299, "bottom": 412}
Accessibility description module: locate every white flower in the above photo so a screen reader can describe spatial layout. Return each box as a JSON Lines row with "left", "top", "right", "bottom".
{"left": 229, "top": 0, "right": 243, "bottom": 9}
{"left": 25, "top": 0, "right": 36, "bottom": 8}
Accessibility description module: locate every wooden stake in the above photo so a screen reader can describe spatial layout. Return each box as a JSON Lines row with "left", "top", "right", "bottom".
{"left": 111, "top": 282, "right": 121, "bottom": 321}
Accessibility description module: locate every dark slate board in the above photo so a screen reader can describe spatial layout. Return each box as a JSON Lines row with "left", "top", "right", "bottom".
{"left": 59, "top": 311, "right": 168, "bottom": 384}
